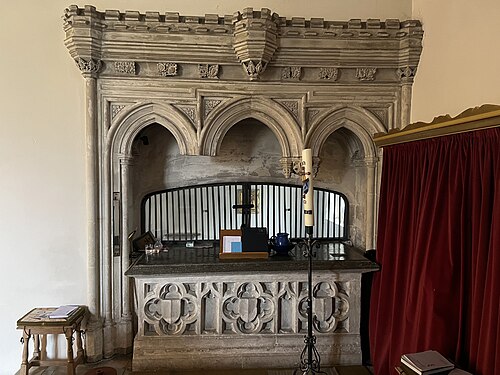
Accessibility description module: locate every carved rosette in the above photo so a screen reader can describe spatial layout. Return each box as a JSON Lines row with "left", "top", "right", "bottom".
{"left": 319, "top": 67, "right": 339, "bottom": 81}
{"left": 199, "top": 64, "right": 219, "bottom": 79}
{"left": 75, "top": 57, "right": 101, "bottom": 75}
{"left": 157, "top": 62, "right": 178, "bottom": 76}
{"left": 114, "top": 61, "right": 136, "bottom": 75}
{"left": 398, "top": 66, "right": 417, "bottom": 83}
{"left": 356, "top": 67, "right": 377, "bottom": 81}
{"left": 233, "top": 8, "right": 279, "bottom": 80}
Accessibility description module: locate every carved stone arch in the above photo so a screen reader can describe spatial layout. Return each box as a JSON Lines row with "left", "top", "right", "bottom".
{"left": 306, "top": 106, "right": 383, "bottom": 159}
{"left": 200, "top": 96, "right": 302, "bottom": 157}
{"left": 109, "top": 101, "right": 199, "bottom": 157}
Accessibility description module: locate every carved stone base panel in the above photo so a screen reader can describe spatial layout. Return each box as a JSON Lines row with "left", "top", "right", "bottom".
{"left": 132, "top": 333, "right": 361, "bottom": 371}
{"left": 132, "top": 272, "right": 362, "bottom": 370}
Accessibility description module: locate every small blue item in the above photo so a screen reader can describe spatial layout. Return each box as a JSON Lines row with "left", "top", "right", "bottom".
{"left": 231, "top": 242, "right": 242, "bottom": 253}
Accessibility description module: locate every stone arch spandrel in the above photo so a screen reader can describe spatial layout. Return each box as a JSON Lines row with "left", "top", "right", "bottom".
{"left": 109, "top": 101, "right": 199, "bottom": 157}
{"left": 306, "top": 106, "right": 383, "bottom": 159}
{"left": 200, "top": 97, "right": 303, "bottom": 157}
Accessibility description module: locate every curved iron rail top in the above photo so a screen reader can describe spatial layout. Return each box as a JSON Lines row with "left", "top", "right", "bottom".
{"left": 141, "top": 182, "right": 348, "bottom": 242}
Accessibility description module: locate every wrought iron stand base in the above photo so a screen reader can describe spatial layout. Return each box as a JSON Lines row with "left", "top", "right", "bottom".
{"left": 294, "top": 231, "right": 327, "bottom": 375}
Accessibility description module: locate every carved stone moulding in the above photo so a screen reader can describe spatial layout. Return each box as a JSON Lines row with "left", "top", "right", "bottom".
{"left": 280, "top": 156, "right": 321, "bottom": 178}
{"left": 75, "top": 57, "right": 102, "bottom": 75}
{"left": 198, "top": 64, "right": 219, "bottom": 79}
{"left": 319, "top": 67, "right": 339, "bottom": 81}
{"left": 398, "top": 66, "right": 417, "bottom": 82}
{"left": 281, "top": 66, "right": 302, "bottom": 80}
{"left": 355, "top": 67, "right": 377, "bottom": 81}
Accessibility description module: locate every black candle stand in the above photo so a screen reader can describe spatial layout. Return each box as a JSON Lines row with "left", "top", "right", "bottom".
{"left": 294, "top": 230, "right": 327, "bottom": 375}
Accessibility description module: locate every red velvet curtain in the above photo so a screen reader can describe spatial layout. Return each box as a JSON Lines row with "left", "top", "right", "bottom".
{"left": 369, "top": 127, "right": 500, "bottom": 374}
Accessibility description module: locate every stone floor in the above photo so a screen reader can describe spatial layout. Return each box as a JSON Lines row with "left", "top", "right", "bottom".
{"left": 16, "top": 355, "right": 374, "bottom": 375}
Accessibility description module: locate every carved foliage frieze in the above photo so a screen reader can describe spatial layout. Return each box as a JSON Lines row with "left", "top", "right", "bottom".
{"left": 114, "top": 61, "right": 136, "bottom": 75}
{"left": 158, "top": 62, "right": 178, "bottom": 76}
{"left": 282, "top": 66, "right": 302, "bottom": 80}
{"left": 319, "top": 67, "right": 338, "bottom": 81}
{"left": 176, "top": 105, "right": 197, "bottom": 124}
{"left": 141, "top": 279, "right": 350, "bottom": 336}
{"left": 356, "top": 67, "right": 377, "bottom": 81}
{"left": 242, "top": 60, "right": 266, "bottom": 80}
{"left": 199, "top": 64, "right": 219, "bottom": 79}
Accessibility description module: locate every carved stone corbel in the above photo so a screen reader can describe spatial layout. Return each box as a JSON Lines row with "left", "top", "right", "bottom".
{"left": 280, "top": 156, "right": 320, "bottom": 178}
{"left": 233, "top": 8, "right": 279, "bottom": 80}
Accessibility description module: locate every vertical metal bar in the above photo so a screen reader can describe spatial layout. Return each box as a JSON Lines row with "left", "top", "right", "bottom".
{"left": 222, "top": 185, "right": 227, "bottom": 230}
{"left": 188, "top": 188, "right": 193, "bottom": 240}
{"left": 176, "top": 190, "right": 180, "bottom": 241}
{"left": 194, "top": 187, "right": 199, "bottom": 240}
{"left": 229, "top": 185, "right": 233, "bottom": 229}
{"left": 201, "top": 187, "right": 206, "bottom": 241}
{"left": 148, "top": 198, "right": 152, "bottom": 234}
{"left": 326, "top": 191, "right": 331, "bottom": 239}
{"left": 211, "top": 185, "right": 216, "bottom": 239}
{"left": 333, "top": 194, "right": 338, "bottom": 238}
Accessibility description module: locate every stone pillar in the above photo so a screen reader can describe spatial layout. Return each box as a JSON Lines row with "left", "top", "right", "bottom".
{"left": 76, "top": 57, "right": 104, "bottom": 361}
{"left": 365, "top": 156, "right": 378, "bottom": 250}
{"left": 398, "top": 66, "right": 417, "bottom": 128}
{"left": 119, "top": 155, "right": 134, "bottom": 350}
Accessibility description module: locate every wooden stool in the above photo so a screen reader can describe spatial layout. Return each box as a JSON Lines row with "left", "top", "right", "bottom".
{"left": 17, "top": 306, "right": 87, "bottom": 375}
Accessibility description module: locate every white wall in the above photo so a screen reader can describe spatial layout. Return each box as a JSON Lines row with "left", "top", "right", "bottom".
{"left": 411, "top": 0, "right": 500, "bottom": 123}
{"left": 6, "top": 0, "right": 500, "bottom": 372}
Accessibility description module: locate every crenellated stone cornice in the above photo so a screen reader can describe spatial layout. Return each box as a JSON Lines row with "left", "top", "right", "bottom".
{"left": 63, "top": 5, "right": 423, "bottom": 82}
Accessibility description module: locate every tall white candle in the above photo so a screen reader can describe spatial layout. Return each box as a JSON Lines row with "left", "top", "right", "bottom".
{"left": 302, "top": 148, "right": 314, "bottom": 232}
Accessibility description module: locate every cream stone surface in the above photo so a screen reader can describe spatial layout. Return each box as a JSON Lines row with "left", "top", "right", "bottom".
{"left": 1, "top": 1, "right": 498, "bottom": 374}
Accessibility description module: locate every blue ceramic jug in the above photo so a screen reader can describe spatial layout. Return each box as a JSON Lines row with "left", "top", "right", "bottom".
{"left": 273, "top": 232, "right": 290, "bottom": 248}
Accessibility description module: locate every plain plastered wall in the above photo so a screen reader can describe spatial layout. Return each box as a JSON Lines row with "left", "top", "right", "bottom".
{"left": 8, "top": 1, "right": 482, "bottom": 374}
{"left": 411, "top": 0, "right": 500, "bottom": 122}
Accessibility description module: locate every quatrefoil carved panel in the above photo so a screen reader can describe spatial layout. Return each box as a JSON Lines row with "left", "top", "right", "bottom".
{"left": 299, "top": 281, "right": 349, "bottom": 333}
{"left": 222, "top": 282, "right": 274, "bottom": 334}
{"left": 144, "top": 283, "right": 197, "bottom": 335}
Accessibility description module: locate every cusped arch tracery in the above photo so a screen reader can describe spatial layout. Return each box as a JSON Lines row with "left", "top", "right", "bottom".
{"left": 108, "top": 101, "right": 199, "bottom": 157}
{"left": 306, "top": 106, "right": 383, "bottom": 160}
{"left": 200, "top": 97, "right": 303, "bottom": 157}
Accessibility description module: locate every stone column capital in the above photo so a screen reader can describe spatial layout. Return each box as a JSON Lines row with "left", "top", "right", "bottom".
{"left": 75, "top": 57, "right": 102, "bottom": 78}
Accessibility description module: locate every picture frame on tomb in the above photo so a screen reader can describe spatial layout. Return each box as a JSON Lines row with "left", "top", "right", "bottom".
{"left": 219, "top": 229, "right": 268, "bottom": 259}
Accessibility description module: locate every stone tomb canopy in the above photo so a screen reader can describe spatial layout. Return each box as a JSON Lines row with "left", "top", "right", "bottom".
{"left": 63, "top": 4, "right": 422, "bottom": 363}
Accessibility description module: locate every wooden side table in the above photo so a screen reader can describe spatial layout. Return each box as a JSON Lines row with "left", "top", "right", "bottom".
{"left": 17, "top": 306, "right": 87, "bottom": 375}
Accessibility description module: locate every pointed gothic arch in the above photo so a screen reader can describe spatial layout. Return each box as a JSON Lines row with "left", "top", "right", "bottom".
{"left": 200, "top": 97, "right": 303, "bottom": 157}
{"left": 109, "top": 101, "right": 199, "bottom": 157}
{"left": 306, "top": 106, "right": 383, "bottom": 159}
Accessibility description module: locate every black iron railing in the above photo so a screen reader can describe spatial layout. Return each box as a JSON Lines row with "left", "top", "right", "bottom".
{"left": 141, "top": 182, "right": 348, "bottom": 241}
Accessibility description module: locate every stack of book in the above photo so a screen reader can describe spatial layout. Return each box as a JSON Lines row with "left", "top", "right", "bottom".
{"left": 400, "top": 350, "right": 455, "bottom": 375}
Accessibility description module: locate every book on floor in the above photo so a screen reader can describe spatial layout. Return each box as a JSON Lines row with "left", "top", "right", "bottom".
{"left": 401, "top": 350, "right": 455, "bottom": 375}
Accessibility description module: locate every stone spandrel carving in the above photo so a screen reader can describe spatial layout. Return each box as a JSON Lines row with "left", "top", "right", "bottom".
{"left": 282, "top": 66, "right": 302, "bottom": 80}
{"left": 199, "top": 64, "right": 219, "bottom": 79}
{"left": 318, "top": 67, "right": 339, "bottom": 81}
{"left": 157, "top": 62, "right": 178, "bottom": 76}
{"left": 203, "top": 98, "right": 222, "bottom": 118}
{"left": 75, "top": 57, "right": 101, "bottom": 75}
{"left": 356, "top": 67, "right": 377, "bottom": 81}
{"left": 111, "top": 104, "right": 126, "bottom": 119}
{"left": 114, "top": 61, "right": 136, "bottom": 75}
{"left": 280, "top": 157, "right": 302, "bottom": 178}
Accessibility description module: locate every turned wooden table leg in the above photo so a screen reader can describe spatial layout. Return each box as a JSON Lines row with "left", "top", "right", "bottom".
{"left": 20, "top": 330, "right": 31, "bottom": 375}
{"left": 33, "top": 334, "right": 40, "bottom": 360}
{"left": 75, "top": 323, "right": 85, "bottom": 361}
{"left": 64, "top": 327, "right": 75, "bottom": 375}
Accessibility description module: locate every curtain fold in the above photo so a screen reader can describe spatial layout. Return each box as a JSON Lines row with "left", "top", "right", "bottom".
{"left": 369, "top": 128, "right": 500, "bottom": 375}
